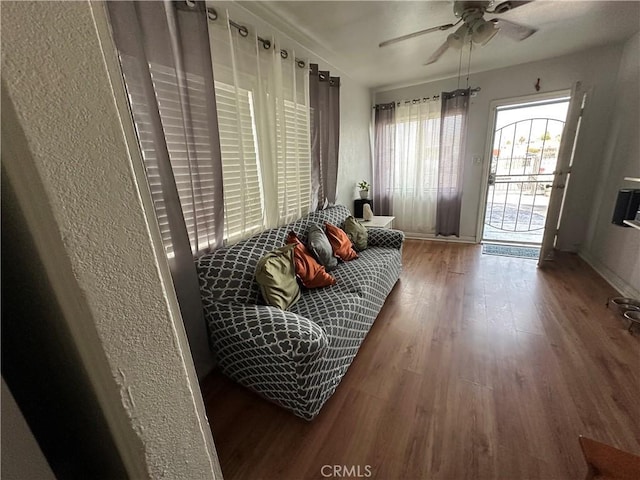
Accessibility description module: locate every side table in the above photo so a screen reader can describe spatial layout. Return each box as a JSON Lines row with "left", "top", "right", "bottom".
{"left": 356, "top": 216, "right": 395, "bottom": 229}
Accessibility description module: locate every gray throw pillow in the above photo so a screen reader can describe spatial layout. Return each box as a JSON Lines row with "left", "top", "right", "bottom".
{"left": 343, "top": 215, "right": 368, "bottom": 251}
{"left": 307, "top": 224, "right": 338, "bottom": 271}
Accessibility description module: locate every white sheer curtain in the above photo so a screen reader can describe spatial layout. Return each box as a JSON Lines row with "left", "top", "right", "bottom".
{"left": 257, "top": 43, "right": 311, "bottom": 225}
{"left": 392, "top": 99, "right": 441, "bottom": 235}
{"left": 208, "top": 10, "right": 311, "bottom": 243}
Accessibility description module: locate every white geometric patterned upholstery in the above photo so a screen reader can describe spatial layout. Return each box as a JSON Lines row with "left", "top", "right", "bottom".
{"left": 196, "top": 205, "right": 404, "bottom": 419}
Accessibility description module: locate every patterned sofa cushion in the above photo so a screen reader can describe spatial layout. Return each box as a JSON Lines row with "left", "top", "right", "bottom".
{"left": 197, "top": 226, "right": 288, "bottom": 305}
{"left": 197, "top": 206, "right": 352, "bottom": 306}
{"left": 288, "top": 204, "right": 352, "bottom": 244}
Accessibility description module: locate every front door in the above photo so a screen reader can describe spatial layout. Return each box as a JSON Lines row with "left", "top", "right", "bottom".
{"left": 482, "top": 96, "right": 571, "bottom": 246}
{"left": 538, "top": 82, "right": 586, "bottom": 265}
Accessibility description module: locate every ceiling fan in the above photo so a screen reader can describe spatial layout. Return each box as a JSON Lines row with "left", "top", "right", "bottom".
{"left": 379, "top": 1, "right": 538, "bottom": 65}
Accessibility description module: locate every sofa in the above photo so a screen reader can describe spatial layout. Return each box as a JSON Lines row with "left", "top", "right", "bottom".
{"left": 195, "top": 205, "right": 404, "bottom": 420}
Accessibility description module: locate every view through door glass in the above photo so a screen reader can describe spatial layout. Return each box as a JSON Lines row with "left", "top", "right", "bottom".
{"left": 483, "top": 99, "right": 570, "bottom": 245}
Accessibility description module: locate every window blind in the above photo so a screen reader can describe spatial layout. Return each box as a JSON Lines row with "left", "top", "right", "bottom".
{"left": 123, "top": 58, "right": 221, "bottom": 257}
{"left": 214, "top": 81, "right": 265, "bottom": 244}
{"left": 277, "top": 99, "right": 311, "bottom": 223}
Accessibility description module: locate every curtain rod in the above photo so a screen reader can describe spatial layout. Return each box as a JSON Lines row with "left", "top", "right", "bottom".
{"left": 373, "top": 87, "right": 481, "bottom": 109}
{"left": 206, "top": 7, "right": 306, "bottom": 69}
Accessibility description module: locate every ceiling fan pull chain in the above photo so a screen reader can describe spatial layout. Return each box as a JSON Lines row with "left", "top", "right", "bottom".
{"left": 457, "top": 39, "right": 464, "bottom": 90}
{"left": 466, "top": 40, "right": 473, "bottom": 89}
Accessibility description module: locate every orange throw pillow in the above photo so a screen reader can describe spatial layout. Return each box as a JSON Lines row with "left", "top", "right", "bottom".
{"left": 286, "top": 232, "right": 337, "bottom": 288}
{"left": 325, "top": 223, "right": 359, "bottom": 261}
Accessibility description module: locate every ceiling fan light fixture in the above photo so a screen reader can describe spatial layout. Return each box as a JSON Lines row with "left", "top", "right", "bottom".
{"left": 472, "top": 18, "right": 499, "bottom": 45}
{"left": 446, "top": 24, "right": 469, "bottom": 49}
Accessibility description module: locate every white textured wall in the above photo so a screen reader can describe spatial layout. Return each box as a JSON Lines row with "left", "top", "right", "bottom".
{"left": 1, "top": 379, "right": 56, "bottom": 480}
{"left": 1, "top": 1, "right": 221, "bottom": 478}
{"left": 335, "top": 80, "right": 374, "bottom": 208}
{"left": 581, "top": 32, "right": 640, "bottom": 298}
{"left": 375, "top": 44, "right": 623, "bottom": 242}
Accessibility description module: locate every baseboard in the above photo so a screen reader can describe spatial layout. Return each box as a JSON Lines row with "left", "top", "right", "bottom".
{"left": 404, "top": 233, "right": 476, "bottom": 244}
{"left": 578, "top": 250, "right": 640, "bottom": 299}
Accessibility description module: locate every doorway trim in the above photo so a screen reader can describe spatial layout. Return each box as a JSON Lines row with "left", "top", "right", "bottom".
{"left": 475, "top": 89, "right": 572, "bottom": 243}
{"left": 91, "top": 3, "right": 224, "bottom": 477}
{"left": 2, "top": 2, "right": 224, "bottom": 478}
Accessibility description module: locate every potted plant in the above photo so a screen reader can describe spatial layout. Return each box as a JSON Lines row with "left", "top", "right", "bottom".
{"left": 358, "top": 180, "right": 370, "bottom": 199}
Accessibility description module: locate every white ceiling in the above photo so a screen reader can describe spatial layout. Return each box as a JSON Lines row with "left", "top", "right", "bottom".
{"left": 238, "top": 1, "right": 640, "bottom": 90}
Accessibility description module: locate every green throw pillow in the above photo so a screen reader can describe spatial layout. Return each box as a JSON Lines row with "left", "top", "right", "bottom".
{"left": 255, "top": 244, "right": 301, "bottom": 310}
{"left": 343, "top": 216, "right": 368, "bottom": 251}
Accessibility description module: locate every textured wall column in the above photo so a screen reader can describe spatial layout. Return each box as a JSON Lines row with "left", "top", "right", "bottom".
{"left": 1, "top": 1, "right": 221, "bottom": 478}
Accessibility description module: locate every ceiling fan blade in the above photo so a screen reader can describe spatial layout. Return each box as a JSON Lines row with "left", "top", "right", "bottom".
{"left": 491, "top": 18, "right": 537, "bottom": 41}
{"left": 424, "top": 41, "right": 450, "bottom": 65}
{"left": 379, "top": 22, "right": 457, "bottom": 48}
{"left": 489, "top": 1, "right": 533, "bottom": 14}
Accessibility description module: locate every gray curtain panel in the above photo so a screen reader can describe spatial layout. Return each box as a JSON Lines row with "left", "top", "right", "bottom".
{"left": 373, "top": 102, "right": 397, "bottom": 216}
{"left": 309, "top": 64, "right": 340, "bottom": 210}
{"left": 107, "top": 1, "right": 223, "bottom": 379}
{"left": 436, "top": 88, "right": 470, "bottom": 237}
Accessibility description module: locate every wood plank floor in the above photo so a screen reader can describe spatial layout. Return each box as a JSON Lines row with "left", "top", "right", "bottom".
{"left": 201, "top": 240, "right": 640, "bottom": 480}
